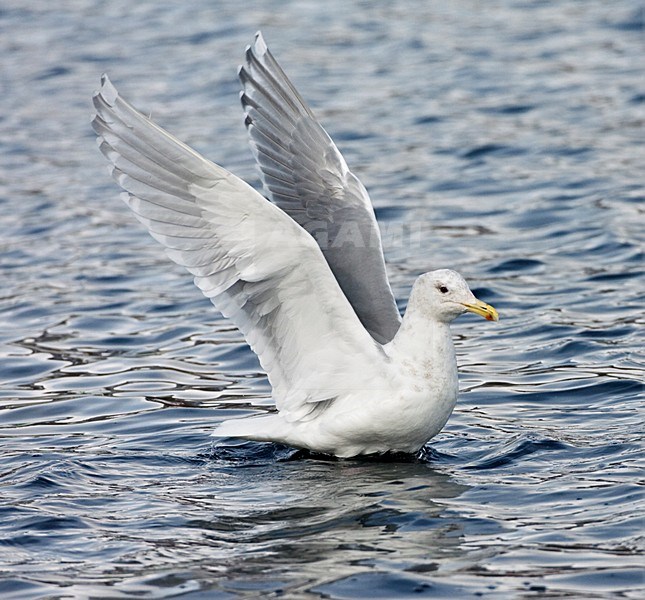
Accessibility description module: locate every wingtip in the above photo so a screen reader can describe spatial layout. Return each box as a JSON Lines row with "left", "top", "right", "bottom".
{"left": 94, "top": 72, "right": 118, "bottom": 106}
{"left": 252, "top": 30, "right": 268, "bottom": 55}
{"left": 242, "top": 33, "right": 270, "bottom": 78}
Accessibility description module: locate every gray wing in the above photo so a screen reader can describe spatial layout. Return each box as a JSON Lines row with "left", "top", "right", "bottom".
{"left": 239, "top": 32, "right": 402, "bottom": 344}
{"left": 92, "top": 75, "right": 384, "bottom": 422}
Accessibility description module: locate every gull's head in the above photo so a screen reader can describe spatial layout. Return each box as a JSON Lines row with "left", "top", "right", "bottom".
{"left": 412, "top": 269, "right": 499, "bottom": 324}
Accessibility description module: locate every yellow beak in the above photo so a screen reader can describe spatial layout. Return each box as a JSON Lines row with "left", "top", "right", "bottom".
{"left": 462, "top": 299, "right": 499, "bottom": 321}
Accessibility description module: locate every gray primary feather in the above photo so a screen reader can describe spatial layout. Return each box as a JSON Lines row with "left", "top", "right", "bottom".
{"left": 240, "top": 32, "right": 402, "bottom": 343}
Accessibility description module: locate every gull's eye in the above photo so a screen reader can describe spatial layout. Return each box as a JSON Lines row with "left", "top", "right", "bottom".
{"left": 438, "top": 285, "right": 449, "bottom": 294}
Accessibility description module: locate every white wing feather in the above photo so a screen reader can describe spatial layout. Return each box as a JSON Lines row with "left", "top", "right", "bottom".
{"left": 92, "top": 75, "right": 384, "bottom": 422}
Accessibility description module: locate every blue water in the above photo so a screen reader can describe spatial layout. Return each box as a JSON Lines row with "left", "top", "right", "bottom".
{"left": 1, "top": 1, "right": 643, "bottom": 598}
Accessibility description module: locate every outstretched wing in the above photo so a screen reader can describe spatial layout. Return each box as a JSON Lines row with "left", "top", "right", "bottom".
{"left": 240, "top": 32, "right": 401, "bottom": 344}
{"left": 92, "top": 75, "right": 384, "bottom": 422}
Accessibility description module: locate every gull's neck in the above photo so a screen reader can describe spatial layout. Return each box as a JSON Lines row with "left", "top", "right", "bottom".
{"left": 385, "top": 295, "right": 457, "bottom": 383}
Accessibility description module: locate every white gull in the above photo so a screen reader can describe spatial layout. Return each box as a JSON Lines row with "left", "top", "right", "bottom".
{"left": 92, "top": 32, "right": 498, "bottom": 458}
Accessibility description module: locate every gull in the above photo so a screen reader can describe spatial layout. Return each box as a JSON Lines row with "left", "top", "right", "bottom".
{"left": 92, "top": 32, "right": 498, "bottom": 458}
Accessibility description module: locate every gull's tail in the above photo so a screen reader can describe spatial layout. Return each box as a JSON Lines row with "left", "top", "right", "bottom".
{"left": 212, "top": 414, "right": 291, "bottom": 444}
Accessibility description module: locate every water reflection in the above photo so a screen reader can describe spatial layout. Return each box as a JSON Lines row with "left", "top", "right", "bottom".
{"left": 182, "top": 448, "right": 472, "bottom": 595}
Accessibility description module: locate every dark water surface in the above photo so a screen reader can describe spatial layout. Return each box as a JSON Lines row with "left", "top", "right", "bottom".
{"left": 1, "top": 1, "right": 643, "bottom": 598}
